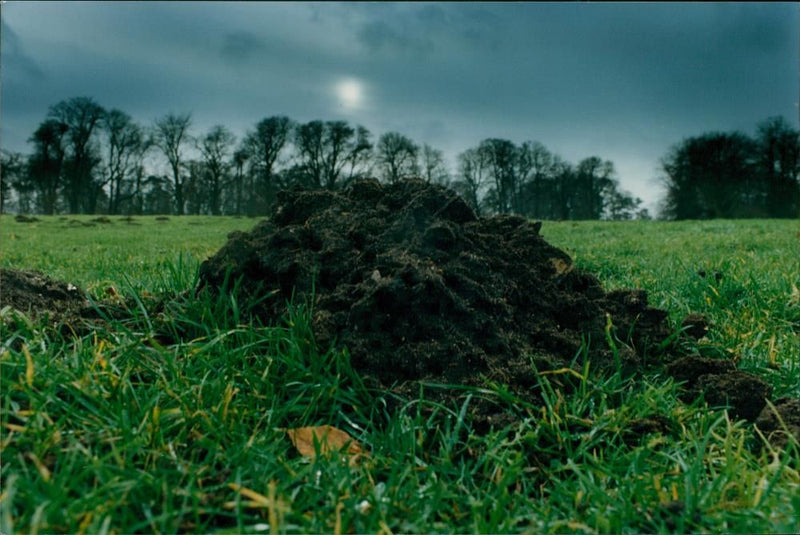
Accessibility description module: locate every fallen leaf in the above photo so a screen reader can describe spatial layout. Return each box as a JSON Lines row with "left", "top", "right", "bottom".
{"left": 286, "top": 425, "right": 367, "bottom": 466}
{"left": 550, "top": 257, "right": 573, "bottom": 275}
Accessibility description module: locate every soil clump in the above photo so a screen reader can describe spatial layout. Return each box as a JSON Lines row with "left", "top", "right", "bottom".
{"left": 663, "top": 354, "right": 773, "bottom": 422}
{"left": 0, "top": 268, "right": 91, "bottom": 328}
{"left": 755, "top": 397, "right": 800, "bottom": 450}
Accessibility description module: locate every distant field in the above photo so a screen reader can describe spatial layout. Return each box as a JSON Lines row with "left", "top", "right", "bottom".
{"left": 1, "top": 215, "right": 799, "bottom": 533}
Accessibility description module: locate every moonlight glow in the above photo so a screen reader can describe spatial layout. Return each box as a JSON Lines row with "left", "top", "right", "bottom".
{"left": 336, "top": 79, "right": 363, "bottom": 109}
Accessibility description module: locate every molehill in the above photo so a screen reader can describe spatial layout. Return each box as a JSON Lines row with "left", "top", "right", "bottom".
{"left": 197, "top": 178, "right": 785, "bottom": 430}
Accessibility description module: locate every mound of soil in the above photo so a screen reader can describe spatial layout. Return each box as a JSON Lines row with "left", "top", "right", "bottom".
{"left": 0, "top": 268, "right": 90, "bottom": 326}
{"left": 198, "top": 179, "right": 676, "bottom": 414}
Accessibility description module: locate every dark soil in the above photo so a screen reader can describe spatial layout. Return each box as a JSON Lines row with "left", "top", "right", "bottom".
{"left": 681, "top": 313, "right": 710, "bottom": 340}
{"left": 664, "top": 354, "right": 736, "bottom": 385}
{"left": 623, "top": 414, "right": 679, "bottom": 446}
{"left": 0, "top": 268, "right": 90, "bottom": 327}
{"left": 692, "top": 370, "right": 772, "bottom": 422}
{"left": 197, "top": 178, "right": 678, "bottom": 415}
{"left": 755, "top": 397, "right": 800, "bottom": 449}
{"left": 663, "top": 354, "right": 772, "bottom": 422}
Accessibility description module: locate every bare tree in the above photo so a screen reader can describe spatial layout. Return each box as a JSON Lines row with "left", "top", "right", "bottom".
{"left": 243, "top": 116, "right": 293, "bottom": 211}
{"left": 230, "top": 147, "right": 250, "bottom": 215}
{"left": 0, "top": 150, "right": 26, "bottom": 214}
{"left": 454, "top": 147, "right": 490, "bottom": 215}
{"left": 420, "top": 144, "right": 449, "bottom": 186}
{"left": 153, "top": 113, "right": 193, "bottom": 214}
{"left": 478, "top": 138, "right": 518, "bottom": 214}
{"left": 295, "top": 120, "right": 372, "bottom": 189}
{"left": 198, "top": 125, "right": 236, "bottom": 215}
{"left": 343, "top": 125, "right": 373, "bottom": 184}
{"left": 516, "top": 141, "right": 551, "bottom": 218}
{"left": 47, "top": 97, "right": 105, "bottom": 213}
{"left": 376, "top": 132, "right": 419, "bottom": 183}
{"left": 102, "top": 109, "right": 147, "bottom": 214}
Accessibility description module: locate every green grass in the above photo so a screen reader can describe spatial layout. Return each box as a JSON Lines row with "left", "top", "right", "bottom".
{"left": 1, "top": 216, "right": 799, "bottom": 533}
{"left": 541, "top": 219, "right": 800, "bottom": 398}
{"left": 0, "top": 214, "right": 258, "bottom": 294}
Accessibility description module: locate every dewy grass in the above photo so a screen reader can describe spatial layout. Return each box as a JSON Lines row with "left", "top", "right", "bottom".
{"left": 1, "top": 216, "right": 799, "bottom": 533}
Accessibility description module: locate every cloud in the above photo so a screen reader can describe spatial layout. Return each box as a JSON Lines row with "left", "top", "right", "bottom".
{"left": 219, "top": 31, "right": 264, "bottom": 64}
{"left": 356, "top": 19, "right": 434, "bottom": 56}
{"left": 1, "top": 20, "right": 45, "bottom": 81}
{"left": 351, "top": 3, "right": 505, "bottom": 57}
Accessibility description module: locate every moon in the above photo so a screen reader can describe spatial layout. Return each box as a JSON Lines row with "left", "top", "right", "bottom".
{"left": 336, "top": 79, "right": 363, "bottom": 109}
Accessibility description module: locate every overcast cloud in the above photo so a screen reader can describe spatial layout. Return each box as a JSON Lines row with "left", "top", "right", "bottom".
{"left": 2, "top": 2, "right": 798, "bottom": 212}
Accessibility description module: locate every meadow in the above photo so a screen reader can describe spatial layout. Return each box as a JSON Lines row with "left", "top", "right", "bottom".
{"left": 1, "top": 214, "right": 798, "bottom": 533}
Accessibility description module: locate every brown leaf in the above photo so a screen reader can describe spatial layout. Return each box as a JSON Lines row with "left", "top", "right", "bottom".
{"left": 550, "top": 257, "right": 573, "bottom": 275}
{"left": 286, "top": 425, "right": 367, "bottom": 466}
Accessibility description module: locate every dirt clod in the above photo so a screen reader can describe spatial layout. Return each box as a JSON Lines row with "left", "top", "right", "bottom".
{"left": 681, "top": 313, "right": 710, "bottom": 340}
{"left": 0, "top": 268, "right": 89, "bottom": 325}
{"left": 755, "top": 397, "right": 800, "bottom": 449}
{"left": 664, "top": 355, "right": 771, "bottom": 421}
{"left": 693, "top": 371, "right": 772, "bottom": 422}
{"left": 623, "top": 414, "right": 678, "bottom": 445}
{"left": 198, "top": 179, "right": 676, "bottom": 415}
{"left": 663, "top": 354, "right": 736, "bottom": 388}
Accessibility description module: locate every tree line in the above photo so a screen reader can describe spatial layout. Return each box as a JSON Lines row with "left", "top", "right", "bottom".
{"left": 659, "top": 117, "right": 800, "bottom": 219}
{"left": 0, "top": 96, "right": 648, "bottom": 220}
{"left": 2, "top": 96, "right": 796, "bottom": 219}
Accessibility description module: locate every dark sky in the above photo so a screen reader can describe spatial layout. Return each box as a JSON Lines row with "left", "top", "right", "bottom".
{"left": 2, "top": 2, "right": 798, "bottom": 211}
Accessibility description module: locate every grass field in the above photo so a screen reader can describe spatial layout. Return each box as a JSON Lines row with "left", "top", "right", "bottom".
{"left": 1, "top": 215, "right": 799, "bottom": 533}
